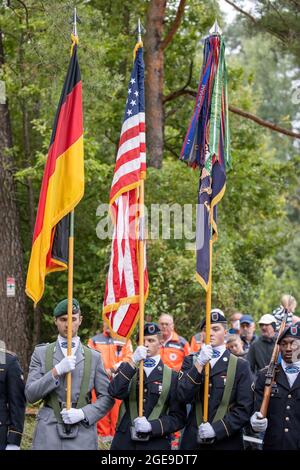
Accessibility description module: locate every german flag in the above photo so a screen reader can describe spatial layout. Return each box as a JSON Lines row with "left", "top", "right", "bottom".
{"left": 26, "top": 40, "right": 84, "bottom": 305}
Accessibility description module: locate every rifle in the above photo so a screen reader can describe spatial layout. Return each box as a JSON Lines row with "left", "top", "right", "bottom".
{"left": 259, "top": 307, "right": 289, "bottom": 418}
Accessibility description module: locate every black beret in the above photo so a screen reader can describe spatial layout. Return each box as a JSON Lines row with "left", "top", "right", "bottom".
{"left": 136, "top": 322, "right": 161, "bottom": 341}
{"left": 278, "top": 323, "right": 300, "bottom": 344}
{"left": 200, "top": 308, "right": 227, "bottom": 330}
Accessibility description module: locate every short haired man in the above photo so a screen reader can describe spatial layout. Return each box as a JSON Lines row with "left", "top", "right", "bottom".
{"left": 109, "top": 323, "right": 186, "bottom": 450}
{"left": 239, "top": 315, "right": 256, "bottom": 353}
{"left": 25, "top": 298, "right": 114, "bottom": 450}
{"left": 247, "top": 314, "right": 277, "bottom": 375}
{"left": 159, "top": 314, "right": 190, "bottom": 371}
{"left": 0, "top": 343, "right": 26, "bottom": 450}
{"left": 178, "top": 309, "right": 253, "bottom": 450}
{"left": 250, "top": 323, "right": 300, "bottom": 450}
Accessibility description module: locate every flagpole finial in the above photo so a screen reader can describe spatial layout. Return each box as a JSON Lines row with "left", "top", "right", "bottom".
{"left": 71, "top": 7, "right": 81, "bottom": 37}
{"left": 135, "top": 18, "right": 145, "bottom": 42}
{"left": 209, "top": 19, "right": 222, "bottom": 36}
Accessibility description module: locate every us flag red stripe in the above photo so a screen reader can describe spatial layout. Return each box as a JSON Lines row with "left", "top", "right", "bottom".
{"left": 102, "top": 44, "right": 148, "bottom": 340}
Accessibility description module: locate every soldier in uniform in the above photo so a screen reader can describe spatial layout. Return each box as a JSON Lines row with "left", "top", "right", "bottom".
{"left": 108, "top": 322, "right": 186, "bottom": 450}
{"left": 250, "top": 323, "right": 300, "bottom": 450}
{"left": 0, "top": 343, "right": 26, "bottom": 450}
{"left": 178, "top": 309, "right": 253, "bottom": 450}
{"left": 25, "top": 298, "right": 114, "bottom": 450}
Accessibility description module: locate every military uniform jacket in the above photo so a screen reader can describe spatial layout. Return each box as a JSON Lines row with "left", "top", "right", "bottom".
{"left": 108, "top": 360, "right": 186, "bottom": 450}
{"left": 254, "top": 365, "right": 300, "bottom": 450}
{"left": 178, "top": 350, "right": 253, "bottom": 450}
{"left": 25, "top": 340, "right": 114, "bottom": 450}
{"left": 0, "top": 351, "right": 26, "bottom": 449}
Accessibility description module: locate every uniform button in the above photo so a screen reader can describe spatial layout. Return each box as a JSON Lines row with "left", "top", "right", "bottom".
{"left": 144, "top": 389, "right": 147, "bottom": 393}
{"left": 285, "top": 417, "right": 289, "bottom": 421}
{"left": 143, "top": 398, "right": 146, "bottom": 402}
{"left": 288, "top": 394, "right": 292, "bottom": 398}
{"left": 286, "top": 405, "right": 291, "bottom": 410}
{"left": 284, "top": 428, "right": 289, "bottom": 432}
{"left": 271, "top": 394, "right": 274, "bottom": 397}
{"left": 208, "top": 394, "right": 210, "bottom": 398}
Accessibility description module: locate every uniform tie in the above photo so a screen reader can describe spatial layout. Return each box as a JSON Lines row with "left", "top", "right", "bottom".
{"left": 212, "top": 349, "right": 221, "bottom": 358}
{"left": 285, "top": 365, "right": 300, "bottom": 374}
{"left": 60, "top": 341, "right": 76, "bottom": 349}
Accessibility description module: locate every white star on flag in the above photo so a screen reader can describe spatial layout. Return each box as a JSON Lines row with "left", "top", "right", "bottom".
{"left": 127, "top": 109, "right": 132, "bottom": 116}
{"left": 128, "top": 88, "right": 132, "bottom": 94}
{"left": 130, "top": 100, "right": 136, "bottom": 106}
{"left": 134, "top": 91, "right": 139, "bottom": 97}
{"left": 130, "top": 78, "right": 136, "bottom": 84}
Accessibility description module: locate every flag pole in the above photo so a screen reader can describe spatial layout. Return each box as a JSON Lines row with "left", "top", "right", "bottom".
{"left": 203, "top": 217, "right": 213, "bottom": 423}
{"left": 66, "top": 8, "right": 77, "bottom": 412}
{"left": 203, "top": 19, "right": 222, "bottom": 424}
{"left": 136, "top": 18, "right": 145, "bottom": 418}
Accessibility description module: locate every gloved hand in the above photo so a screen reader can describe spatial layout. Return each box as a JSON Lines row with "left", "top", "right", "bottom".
{"left": 134, "top": 416, "right": 152, "bottom": 433}
{"left": 55, "top": 355, "right": 76, "bottom": 376}
{"left": 198, "top": 422, "right": 216, "bottom": 442}
{"left": 61, "top": 408, "right": 85, "bottom": 425}
{"left": 133, "top": 346, "right": 148, "bottom": 364}
{"left": 5, "top": 445, "right": 20, "bottom": 450}
{"left": 250, "top": 411, "right": 268, "bottom": 432}
{"left": 196, "top": 344, "right": 213, "bottom": 367}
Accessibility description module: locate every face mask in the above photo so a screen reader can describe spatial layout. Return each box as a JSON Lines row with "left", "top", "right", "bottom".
{"left": 232, "top": 320, "right": 240, "bottom": 330}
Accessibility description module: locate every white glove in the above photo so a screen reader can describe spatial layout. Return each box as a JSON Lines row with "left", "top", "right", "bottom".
{"left": 133, "top": 346, "right": 148, "bottom": 364}
{"left": 250, "top": 411, "right": 268, "bottom": 432}
{"left": 198, "top": 422, "right": 216, "bottom": 441}
{"left": 134, "top": 416, "right": 152, "bottom": 433}
{"left": 5, "top": 445, "right": 20, "bottom": 450}
{"left": 55, "top": 355, "right": 76, "bottom": 376}
{"left": 196, "top": 344, "right": 213, "bottom": 367}
{"left": 61, "top": 407, "right": 85, "bottom": 424}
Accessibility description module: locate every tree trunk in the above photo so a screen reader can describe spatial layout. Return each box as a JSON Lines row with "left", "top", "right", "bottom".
{"left": 145, "top": 0, "right": 166, "bottom": 169}
{"left": 0, "top": 31, "right": 30, "bottom": 370}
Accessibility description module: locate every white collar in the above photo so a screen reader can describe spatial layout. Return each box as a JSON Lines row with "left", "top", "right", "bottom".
{"left": 58, "top": 335, "right": 80, "bottom": 356}
{"left": 143, "top": 355, "right": 160, "bottom": 376}
{"left": 210, "top": 344, "right": 226, "bottom": 368}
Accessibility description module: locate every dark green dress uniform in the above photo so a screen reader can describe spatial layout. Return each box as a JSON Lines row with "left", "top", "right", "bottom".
{"left": 109, "top": 360, "right": 186, "bottom": 450}
{"left": 178, "top": 350, "right": 253, "bottom": 450}
{"left": 0, "top": 348, "right": 26, "bottom": 449}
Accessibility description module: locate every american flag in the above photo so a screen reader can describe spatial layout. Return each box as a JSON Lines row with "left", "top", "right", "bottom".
{"left": 102, "top": 44, "right": 148, "bottom": 340}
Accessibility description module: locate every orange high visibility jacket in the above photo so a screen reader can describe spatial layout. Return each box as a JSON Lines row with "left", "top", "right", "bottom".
{"left": 190, "top": 332, "right": 203, "bottom": 353}
{"left": 160, "top": 331, "right": 190, "bottom": 371}
{"left": 88, "top": 332, "right": 133, "bottom": 372}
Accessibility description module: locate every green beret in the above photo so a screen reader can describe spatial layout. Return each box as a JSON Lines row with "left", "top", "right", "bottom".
{"left": 53, "top": 298, "right": 80, "bottom": 317}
